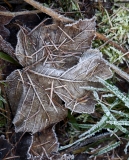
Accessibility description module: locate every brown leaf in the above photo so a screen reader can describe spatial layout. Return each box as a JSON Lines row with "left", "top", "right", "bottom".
{"left": 15, "top": 18, "right": 96, "bottom": 68}
{"left": 6, "top": 18, "right": 98, "bottom": 133}
{"left": 30, "top": 125, "right": 59, "bottom": 159}
{"left": 0, "top": 6, "right": 15, "bottom": 59}
{"left": 0, "top": 134, "right": 32, "bottom": 159}
{"left": 0, "top": 5, "right": 13, "bottom": 39}
{"left": 6, "top": 68, "right": 68, "bottom": 133}
{"left": 0, "top": 35, "right": 15, "bottom": 59}
{"left": 10, "top": 132, "right": 33, "bottom": 159}
{"left": 6, "top": 18, "right": 113, "bottom": 158}
{"left": 6, "top": 18, "right": 112, "bottom": 132}
{"left": 0, "top": 135, "right": 12, "bottom": 159}
{"left": 6, "top": 48, "right": 112, "bottom": 133}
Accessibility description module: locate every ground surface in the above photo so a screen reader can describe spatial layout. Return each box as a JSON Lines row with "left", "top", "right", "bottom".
{"left": 0, "top": 0, "right": 129, "bottom": 160}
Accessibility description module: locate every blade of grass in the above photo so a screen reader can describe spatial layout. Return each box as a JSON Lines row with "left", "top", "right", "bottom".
{"left": 0, "top": 51, "right": 20, "bottom": 66}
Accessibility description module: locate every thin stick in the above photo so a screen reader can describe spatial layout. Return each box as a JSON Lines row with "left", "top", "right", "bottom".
{"left": 4, "top": 0, "right": 12, "bottom": 8}
{"left": 26, "top": 73, "right": 50, "bottom": 122}
{"left": 0, "top": 10, "right": 41, "bottom": 17}
{"left": 24, "top": 0, "right": 74, "bottom": 23}
{"left": 95, "top": 32, "right": 128, "bottom": 55}
{"left": 58, "top": 26, "right": 74, "bottom": 42}
{"left": 104, "top": 59, "right": 129, "bottom": 82}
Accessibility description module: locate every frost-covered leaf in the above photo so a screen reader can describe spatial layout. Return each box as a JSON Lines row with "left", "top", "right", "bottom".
{"left": 0, "top": 135, "right": 12, "bottom": 159}
{"left": 10, "top": 132, "right": 32, "bottom": 160}
{"left": 0, "top": 6, "right": 15, "bottom": 60}
{"left": 6, "top": 69, "right": 68, "bottom": 133}
{"left": 6, "top": 18, "right": 113, "bottom": 158}
{"left": 6, "top": 48, "right": 112, "bottom": 133}
{"left": 30, "top": 125, "right": 58, "bottom": 159}
{"left": 0, "top": 35, "right": 15, "bottom": 59}
{"left": 15, "top": 18, "right": 96, "bottom": 67}
{"left": 0, "top": 6, "right": 13, "bottom": 39}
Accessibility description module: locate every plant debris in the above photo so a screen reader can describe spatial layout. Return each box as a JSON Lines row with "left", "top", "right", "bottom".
{"left": 1, "top": 0, "right": 129, "bottom": 159}
{"left": 0, "top": 135, "right": 12, "bottom": 159}
{"left": 5, "top": 16, "right": 113, "bottom": 158}
{"left": 0, "top": 5, "right": 13, "bottom": 40}
{"left": 30, "top": 125, "right": 58, "bottom": 159}
{"left": 0, "top": 133, "right": 33, "bottom": 159}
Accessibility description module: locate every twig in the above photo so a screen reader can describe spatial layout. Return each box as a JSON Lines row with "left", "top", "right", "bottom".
{"left": 0, "top": 0, "right": 23, "bottom": 4}
{"left": 24, "top": 0, "right": 74, "bottom": 23}
{"left": 4, "top": 0, "right": 12, "bottom": 8}
{"left": 0, "top": 10, "right": 41, "bottom": 17}
{"left": 104, "top": 59, "right": 129, "bottom": 82}
{"left": 95, "top": 33, "right": 129, "bottom": 83}
{"left": 95, "top": 32, "right": 128, "bottom": 55}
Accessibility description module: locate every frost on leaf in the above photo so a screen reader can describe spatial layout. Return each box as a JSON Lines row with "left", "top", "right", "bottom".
{"left": 30, "top": 125, "right": 58, "bottom": 159}
{"left": 0, "top": 6, "right": 13, "bottom": 39}
{"left": 0, "top": 6, "right": 15, "bottom": 58}
{"left": 6, "top": 17, "right": 112, "bottom": 158}
{"left": 15, "top": 18, "right": 96, "bottom": 68}
{"left": 0, "top": 135, "right": 12, "bottom": 159}
{"left": 7, "top": 69, "right": 68, "bottom": 133}
{"left": 0, "top": 35, "right": 15, "bottom": 59}
{"left": 0, "top": 133, "right": 32, "bottom": 159}
{"left": 10, "top": 132, "right": 33, "bottom": 159}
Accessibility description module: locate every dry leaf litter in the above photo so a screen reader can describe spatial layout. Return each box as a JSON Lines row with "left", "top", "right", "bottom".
{"left": 5, "top": 17, "right": 113, "bottom": 159}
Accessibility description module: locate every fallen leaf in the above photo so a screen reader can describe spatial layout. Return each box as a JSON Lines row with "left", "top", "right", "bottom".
{"left": 6, "top": 12, "right": 42, "bottom": 49}
{"left": 15, "top": 18, "right": 96, "bottom": 68}
{"left": 0, "top": 135, "right": 12, "bottom": 159}
{"left": 30, "top": 125, "right": 58, "bottom": 159}
{"left": 0, "top": 133, "right": 32, "bottom": 159}
{"left": 0, "top": 6, "right": 15, "bottom": 59}
{"left": 10, "top": 132, "right": 32, "bottom": 160}
{"left": 6, "top": 48, "right": 112, "bottom": 133}
{"left": 6, "top": 68, "right": 68, "bottom": 133}
{"left": 6, "top": 18, "right": 113, "bottom": 158}
{"left": 6, "top": 18, "right": 98, "bottom": 133}
{"left": 0, "top": 35, "right": 16, "bottom": 59}
{"left": 0, "top": 5, "right": 13, "bottom": 39}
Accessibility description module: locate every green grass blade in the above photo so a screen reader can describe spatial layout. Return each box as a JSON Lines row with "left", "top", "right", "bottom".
{"left": 98, "top": 77, "right": 129, "bottom": 108}
{"left": 93, "top": 141, "right": 120, "bottom": 157}
{"left": 79, "top": 115, "right": 108, "bottom": 138}
{"left": 0, "top": 51, "right": 20, "bottom": 66}
{"left": 107, "top": 121, "right": 129, "bottom": 126}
